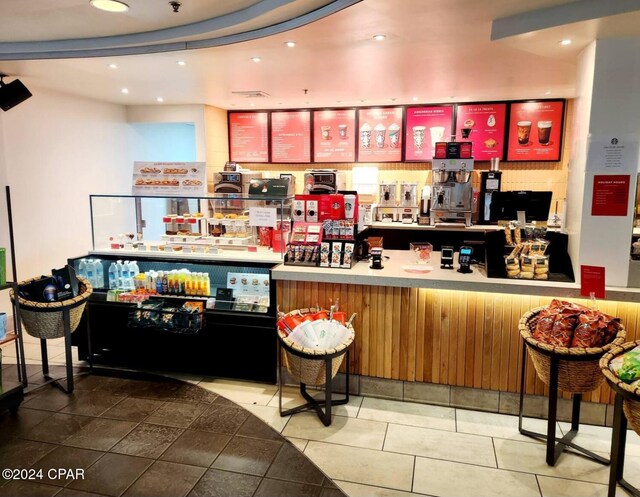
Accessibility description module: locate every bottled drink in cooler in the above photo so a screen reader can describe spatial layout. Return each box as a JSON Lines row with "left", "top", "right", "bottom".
{"left": 86, "top": 260, "right": 95, "bottom": 287}
{"left": 116, "top": 260, "right": 124, "bottom": 289}
{"left": 95, "top": 260, "right": 104, "bottom": 288}
{"left": 108, "top": 262, "right": 117, "bottom": 290}
{"left": 78, "top": 259, "right": 87, "bottom": 280}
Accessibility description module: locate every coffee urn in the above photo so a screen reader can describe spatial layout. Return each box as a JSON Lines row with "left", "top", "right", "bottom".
{"left": 478, "top": 171, "right": 502, "bottom": 224}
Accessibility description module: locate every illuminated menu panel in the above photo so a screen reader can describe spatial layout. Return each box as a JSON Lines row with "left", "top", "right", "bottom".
{"left": 455, "top": 103, "right": 506, "bottom": 160}
{"left": 405, "top": 106, "right": 454, "bottom": 160}
{"left": 229, "top": 112, "right": 269, "bottom": 162}
{"left": 271, "top": 111, "right": 311, "bottom": 163}
{"left": 357, "top": 107, "right": 403, "bottom": 162}
{"left": 313, "top": 109, "right": 356, "bottom": 162}
{"left": 506, "top": 101, "right": 565, "bottom": 161}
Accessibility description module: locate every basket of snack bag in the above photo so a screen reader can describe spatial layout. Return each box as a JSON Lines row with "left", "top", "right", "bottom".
{"left": 600, "top": 340, "right": 640, "bottom": 435}
{"left": 519, "top": 299, "right": 626, "bottom": 393}
{"left": 277, "top": 306, "right": 355, "bottom": 386}
{"left": 10, "top": 276, "right": 93, "bottom": 339}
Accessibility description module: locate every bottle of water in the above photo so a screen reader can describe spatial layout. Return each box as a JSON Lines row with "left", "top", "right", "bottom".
{"left": 78, "top": 259, "right": 87, "bottom": 280}
{"left": 122, "top": 261, "right": 131, "bottom": 290}
{"left": 86, "top": 259, "right": 95, "bottom": 287}
{"left": 108, "top": 262, "right": 117, "bottom": 290}
{"left": 95, "top": 260, "right": 104, "bottom": 288}
{"left": 130, "top": 260, "right": 140, "bottom": 277}
{"left": 116, "top": 260, "right": 124, "bottom": 289}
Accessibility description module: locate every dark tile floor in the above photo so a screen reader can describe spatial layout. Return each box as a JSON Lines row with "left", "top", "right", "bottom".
{"left": 0, "top": 365, "right": 347, "bottom": 497}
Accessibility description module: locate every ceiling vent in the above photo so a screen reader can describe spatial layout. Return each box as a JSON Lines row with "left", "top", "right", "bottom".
{"left": 231, "top": 90, "right": 270, "bottom": 98}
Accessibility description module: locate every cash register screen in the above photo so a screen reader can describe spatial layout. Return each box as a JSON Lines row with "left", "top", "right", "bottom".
{"left": 489, "top": 191, "right": 552, "bottom": 222}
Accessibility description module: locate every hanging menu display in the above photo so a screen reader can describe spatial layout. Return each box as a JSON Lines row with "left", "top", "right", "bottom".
{"left": 507, "top": 101, "right": 564, "bottom": 161}
{"left": 357, "top": 107, "right": 403, "bottom": 162}
{"left": 405, "top": 106, "right": 454, "bottom": 161}
{"left": 271, "top": 111, "right": 311, "bottom": 163}
{"left": 313, "top": 109, "right": 356, "bottom": 163}
{"left": 455, "top": 103, "right": 506, "bottom": 160}
{"left": 132, "top": 162, "right": 206, "bottom": 196}
{"left": 229, "top": 112, "right": 269, "bottom": 162}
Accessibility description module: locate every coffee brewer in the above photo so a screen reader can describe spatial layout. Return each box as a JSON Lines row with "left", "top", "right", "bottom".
{"left": 376, "top": 181, "right": 398, "bottom": 222}
{"left": 398, "top": 182, "right": 419, "bottom": 224}
{"left": 429, "top": 159, "right": 475, "bottom": 227}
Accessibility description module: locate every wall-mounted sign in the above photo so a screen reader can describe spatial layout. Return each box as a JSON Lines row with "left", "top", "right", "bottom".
{"left": 271, "top": 111, "right": 311, "bottom": 163}
{"left": 132, "top": 162, "right": 206, "bottom": 196}
{"left": 405, "top": 106, "right": 454, "bottom": 161}
{"left": 591, "top": 174, "right": 630, "bottom": 216}
{"left": 229, "top": 112, "right": 269, "bottom": 162}
{"left": 506, "top": 100, "right": 564, "bottom": 161}
{"left": 357, "top": 107, "right": 403, "bottom": 162}
{"left": 455, "top": 103, "right": 506, "bottom": 160}
{"left": 313, "top": 109, "right": 356, "bottom": 163}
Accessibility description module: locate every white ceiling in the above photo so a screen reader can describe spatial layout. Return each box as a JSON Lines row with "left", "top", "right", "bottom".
{"left": 1, "top": 0, "right": 639, "bottom": 110}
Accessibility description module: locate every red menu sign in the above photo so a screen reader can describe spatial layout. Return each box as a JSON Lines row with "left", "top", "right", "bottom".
{"left": 357, "top": 107, "right": 403, "bottom": 162}
{"left": 455, "top": 103, "right": 506, "bottom": 160}
{"left": 591, "top": 175, "right": 630, "bottom": 216}
{"left": 405, "top": 106, "right": 454, "bottom": 161}
{"left": 229, "top": 112, "right": 269, "bottom": 162}
{"left": 580, "top": 265, "right": 606, "bottom": 299}
{"left": 271, "top": 111, "right": 311, "bottom": 163}
{"left": 507, "top": 101, "right": 564, "bottom": 161}
{"left": 313, "top": 109, "right": 356, "bottom": 163}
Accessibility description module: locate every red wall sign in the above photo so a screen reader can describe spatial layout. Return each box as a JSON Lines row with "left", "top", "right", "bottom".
{"left": 357, "top": 107, "right": 403, "bottom": 162}
{"left": 229, "top": 112, "right": 269, "bottom": 162}
{"left": 506, "top": 101, "right": 564, "bottom": 161}
{"left": 455, "top": 103, "right": 506, "bottom": 160}
{"left": 270, "top": 111, "right": 311, "bottom": 163}
{"left": 405, "top": 106, "right": 454, "bottom": 161}
{"left": 591, "top": 174, "right": 630, "bottom": 216}
{"left": 313, "top": 109, "right": 356, "bottom": 163}
{"left": 580, "top": 265, "right": 606, "bottom": 299}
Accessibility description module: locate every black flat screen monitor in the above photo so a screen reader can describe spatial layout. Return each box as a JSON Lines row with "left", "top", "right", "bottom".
{"left": 489, "top": 191, "right": 553, "bottom": 222}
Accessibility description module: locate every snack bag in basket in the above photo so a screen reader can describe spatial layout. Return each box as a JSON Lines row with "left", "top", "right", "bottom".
{"left": 570, "top": 312, "right": 602, "bottom": 348}
{"left": 617, "top": 346, "right": 640, "bottom": 383}
{"left": 532, "top": 309, "right": 555, "bottom": 342}
{"left": 548, "top": 314, "right": 577, "bottom": 347}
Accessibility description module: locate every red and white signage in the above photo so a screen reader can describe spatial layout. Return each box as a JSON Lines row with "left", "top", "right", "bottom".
{"left": 455, "top": 103, "right": 506, "bottom": 160}
{"left": 313, "top": 109, "right": 356, "bottom": 163}
{"left": 580, "top": 265, "right": 606, "bottom": 299}
{"left": 591, "top": 174, "right": 630, "bottom": 216}
{"left": 229, "top": 112, "right": 269, "bottom": 162}
{"left": 507, "top": 101, "right": 564, "bottom": 161}
{"left": 405, "top": 106, "right": 454, "bottom": 161}
{"left": 357, "top": 107, "right": 403, "bottom": 162}
{"left": 271, "top": 111, "right": 311, "bottom": 163}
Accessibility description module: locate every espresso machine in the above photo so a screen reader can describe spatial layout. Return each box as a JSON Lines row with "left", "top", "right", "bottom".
{"left": 429, "top": 159, "right": 475, "bottom": 227}
{"left": 376, "top": 181, "right": 398, "bottom": 222}
{"left": 398, "top": 182, "right": 419, "bottom": 224}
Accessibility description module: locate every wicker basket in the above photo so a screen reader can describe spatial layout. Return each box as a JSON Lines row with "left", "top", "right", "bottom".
{"left": 600, "top": 340, "right": 640, "bottom": 436}
{"left": 10, "top": 277, "right": 92, "bottom": 339}
{"left": 519, "top": 307, "right": 626, "bottom": 393}
{"left": 279, "top": 309, "right": 355, "bottom": 386}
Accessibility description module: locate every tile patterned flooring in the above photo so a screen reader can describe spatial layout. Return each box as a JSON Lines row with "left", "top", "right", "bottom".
{"left": 2, "top": 337, "right": 640, "bottom": 497}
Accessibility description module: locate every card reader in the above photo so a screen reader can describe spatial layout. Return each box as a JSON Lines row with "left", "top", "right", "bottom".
{"left": 441, "top": 246, "right": 454, "bottom": 269}
{"left": 458, "top": 246, "right": 473, "bottom": 274}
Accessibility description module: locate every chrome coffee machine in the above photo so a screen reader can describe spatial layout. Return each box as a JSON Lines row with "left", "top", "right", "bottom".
{"left": 398, "top": 182, "right": 419, "bottom": 224}
{"left": 429, "top": 159, "right": 475, "bottom": 227}
{"left": 376, "top": 181, "right": 398, "bottom": 222}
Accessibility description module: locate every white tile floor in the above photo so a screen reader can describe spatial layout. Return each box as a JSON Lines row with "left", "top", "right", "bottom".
{"left": 5, "top": 340, "right": 640, "bottom": 497}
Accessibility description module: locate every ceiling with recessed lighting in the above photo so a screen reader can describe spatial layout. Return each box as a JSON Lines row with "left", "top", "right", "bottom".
{"left": 1, "top": 0, "right": 640, "bottom": 110}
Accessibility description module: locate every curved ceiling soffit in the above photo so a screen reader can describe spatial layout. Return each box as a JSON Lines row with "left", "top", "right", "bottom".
{"left": 0, "top": 0, "right": 361, "bottom": 60}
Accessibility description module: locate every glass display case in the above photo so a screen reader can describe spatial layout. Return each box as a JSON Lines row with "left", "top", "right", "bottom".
{"left": 88, "top": 193, "right": 292, "bottom": 263}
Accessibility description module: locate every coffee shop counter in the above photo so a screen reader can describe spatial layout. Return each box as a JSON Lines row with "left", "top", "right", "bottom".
{"left": 272, "top": 251, "right": 640, "bottom": 405}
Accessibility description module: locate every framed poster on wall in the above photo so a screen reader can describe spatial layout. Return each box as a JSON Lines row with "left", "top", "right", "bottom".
{"left": 357, "top": 107, "right": 403, "bottom": 162}
{"left": 405, "top": 106, "right": 454, "bottom": 161}
{"left": 455, "top": 103, "right": 506, "bottom": 161}
{"left": 229, "top": 111, "right": 269, "bottom": 162}
{"left": 506, "top": 100, "right": 565, "bottom": 162}
{"left": 271, "top": 110, "right": 311, "bottom": 163}
{"left": 313, "top": 109, "right": 356, "bottom": 162}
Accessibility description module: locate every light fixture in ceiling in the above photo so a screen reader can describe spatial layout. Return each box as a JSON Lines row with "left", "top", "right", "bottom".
{"left": 373, "top": 34, "right": 386, "bottom": 41}
{"left": 251, "top": 57, "right": 262, "bottom": 63}
{"left": 108, "top": 63, "right": 118, "bottom": 69}
{"left": 285, "top": 41, "right": 296, "bottom": 48}
{"left": 412, "top": 96, "right": 419, "bottom": 101}
{"left": 177, "top": 60, "right": 186, "bottom": 66}
{"left": 545, "top": 90, "right": 552, "bottom": 95}
{"left": 560, "top": 39, "right": 572, "bottom": 46}
{"left": 156, "top": 97, "right": 164, "bottom": 103}
{"left": 121, "top": 88, "right": 129, "bottom": 94}
{"left": 90, "top": 0, "right": 129, "bottom": 13}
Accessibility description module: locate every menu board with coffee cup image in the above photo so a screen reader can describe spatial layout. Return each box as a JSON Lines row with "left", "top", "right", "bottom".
{"left": 271, "top": 110, "right": 311, "bottom": 163}
{"left": 313, "top": 109, "right": 356, "bottom": 162}
{"left": 455, "top": 103, "right": 506, "bottom": 160}
{"left": 405, "top": 106, "right": 454, "bottom": 161}
{"left": 357, "top": 107, "right": 403, "bottom": 162}
{"left": 229, "top": 111, "right": 269, "bottom": 162}
{"left": 506, "top": 100, "right": 564, "bottom": 161}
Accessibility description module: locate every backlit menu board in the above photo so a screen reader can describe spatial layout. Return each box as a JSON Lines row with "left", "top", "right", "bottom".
{"left": 313, "top": 109, "right": 356, "bottom": 162}
{"left": 271, "top": 111, "right": 311, "bottom": 163}
{"left": 405, "top": 106, "right": 454, "bottom": 161}
{"left": 507, "top": 101, "right": 564, "bottom": 161}
{"left": 455, "top": 103, "right": 506, "bottom": 160}
{"left": 229, "top": 112, "right": 269, "bottom": 162}
{"left": 357, "top": 107, "right": 403, "bottom": 162}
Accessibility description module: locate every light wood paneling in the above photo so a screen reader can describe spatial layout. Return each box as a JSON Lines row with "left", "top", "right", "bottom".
{"left": 276, "top": 281, "right": 639, "bottom": 404}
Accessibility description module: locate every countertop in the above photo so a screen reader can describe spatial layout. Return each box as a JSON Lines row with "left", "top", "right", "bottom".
{"left": 272, "top": 249, "right": 640, "bottom": 302}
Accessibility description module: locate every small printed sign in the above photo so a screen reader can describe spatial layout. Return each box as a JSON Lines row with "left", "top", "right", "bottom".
{"left": 580, "top": 265, "right": 605, "bottom": 299}
{"left": 249, "top": 207, "right": 277, "bottom": 227}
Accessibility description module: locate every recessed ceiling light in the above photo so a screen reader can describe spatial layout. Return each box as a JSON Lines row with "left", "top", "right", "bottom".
{"left": 251, "top": 57, "right": 262, "bottom": 63}
{"left": 278, "top": 102, "right": 283, "bottom": 105}
{"left": 177, "top": 60, "right": 186, "bottom": 66}
{"left": 545, "top": 90, "right": 552, "bottom": 95}
{"left": 250, "top": 103, "right": 255, "bottom": 107}
{"left": 336, "top": 100, "right": 342, "bottom": 104}
{"left": 305, "top": 101, "right": 310, "bottom": 105}
{"left": 90, "top": 0, "right": 129, "bottom": 13}
{"left": 156, "top": 97, "right": 164, "bottom": 103}
{"left": 560, "top": 39, "right": 572, "bottom": 46}
{"left": 121, "top": 88, "right": 129, "bottom": 94}
{"left": 285, "top": 41, "right": 296, "bottom": 48}
{"left": 373, "top": 34, "right": 386, "bottom": 41}
{"left": 108, "top": 63, "right": 118, "bottom": 69}
{"left": 412, "top": 96, "right": 419, "bottom": 101}
{"left": 360, "top": 99, "right": 366, "bottom": 103}
{"left": 449, "top": 96, "right": 456, "bottom": 99}
{"left": 388, "top": 98, "right": 396, "bottom": 102}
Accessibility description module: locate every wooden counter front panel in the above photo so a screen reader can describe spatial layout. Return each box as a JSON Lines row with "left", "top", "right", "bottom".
{"left": 277, "top": 281, "right": 640, "bottom": 403}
